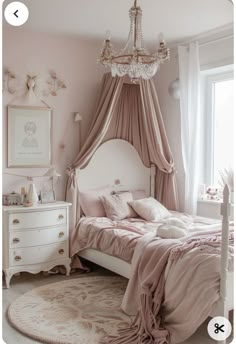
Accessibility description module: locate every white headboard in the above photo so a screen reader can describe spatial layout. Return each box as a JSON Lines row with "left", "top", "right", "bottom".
{"left": 76, "top": 139, "right": 156, "bottom": 196}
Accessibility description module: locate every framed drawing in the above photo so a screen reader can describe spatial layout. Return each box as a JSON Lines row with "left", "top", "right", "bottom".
{"left": 40, "top": 190, "right": 56, "bottom": 203}
{"left": 8, "top": 106, "right": 52, "bottom": 167}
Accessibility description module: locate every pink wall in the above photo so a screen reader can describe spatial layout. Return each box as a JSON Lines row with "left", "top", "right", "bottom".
{"left": 3, "top": 26, "right": 104, "bottom": 200}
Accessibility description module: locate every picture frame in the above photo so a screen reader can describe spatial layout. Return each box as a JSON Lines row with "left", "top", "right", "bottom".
{"left": 40, "top": 190, "right": 56, "bottom": 203}
{"left": 7, "top": 105, "right": 52, "bottom": 168}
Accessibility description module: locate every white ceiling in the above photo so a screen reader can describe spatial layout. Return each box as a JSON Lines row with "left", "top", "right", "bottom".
{"left": 3, "top": 0, "right": 234, "bottom": 45}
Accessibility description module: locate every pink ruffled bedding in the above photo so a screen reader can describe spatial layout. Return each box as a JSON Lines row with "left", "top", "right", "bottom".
{"left": 102, "top": 228, "right": 234, "bottom": 344}
{"left": 71, "top": 212, "right": 234, "bottom": 344}
{"left": 70, "top": 211, "right": 223, "bottom": 263}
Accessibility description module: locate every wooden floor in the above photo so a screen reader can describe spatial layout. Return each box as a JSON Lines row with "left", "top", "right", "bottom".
{"left": 2, "top": 267, "right": 233, "bottom": 344}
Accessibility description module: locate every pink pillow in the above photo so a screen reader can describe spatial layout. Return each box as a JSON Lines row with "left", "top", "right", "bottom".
{"left": 79, "top": 185, "right": 112, "bottom": 217}
{"left": 101, "top": 192, "right": 137, "bottom": 221}
{"left": 129, "top": 197, "right": 171, "bottom": 221}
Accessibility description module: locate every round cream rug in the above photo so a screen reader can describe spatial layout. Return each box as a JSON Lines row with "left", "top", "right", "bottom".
{"left": 8, "top": 276, "right": 131, "bottom": 344}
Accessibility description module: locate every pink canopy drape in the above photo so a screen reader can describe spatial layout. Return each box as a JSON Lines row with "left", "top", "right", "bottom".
{"left": 66, "top": 73, "right": 179, "bottom": 245}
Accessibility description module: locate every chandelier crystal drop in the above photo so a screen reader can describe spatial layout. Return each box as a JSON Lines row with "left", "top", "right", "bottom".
{"left": 99, "top": 0, "right": 170, "bottom": 83}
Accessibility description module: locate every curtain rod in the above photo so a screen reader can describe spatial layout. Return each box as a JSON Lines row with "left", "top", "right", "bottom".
{"left": 174, "top": 33, "right": 233, "bottom": 58}
{"left": 172, "top": 33, "right": 233, "bottom": 50}
{"left": 199, "top": 34, "right": 233, "bottom": 47}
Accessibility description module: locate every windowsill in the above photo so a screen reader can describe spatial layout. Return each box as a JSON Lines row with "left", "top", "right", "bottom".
{"left": 198, "top": 199, "right": 222, "bottom": 204}
{"left": 197, "top": 199, "right": 234, "bottom": 220}
{"left": 198, "top": 199, "right": 234, "bottom": 206}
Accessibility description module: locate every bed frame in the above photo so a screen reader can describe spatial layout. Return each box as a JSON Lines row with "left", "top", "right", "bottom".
{"left": 76, "top": 139, "right": 233, "bottom": 343}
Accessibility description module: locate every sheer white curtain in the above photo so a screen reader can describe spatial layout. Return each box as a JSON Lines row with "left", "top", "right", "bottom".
{"left": 178, "top": 42, "right": 201, "bottom": 215}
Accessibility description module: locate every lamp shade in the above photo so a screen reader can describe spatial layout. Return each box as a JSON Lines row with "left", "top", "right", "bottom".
{"left": 44, "top": 166, "right": 61, "bottom": 177}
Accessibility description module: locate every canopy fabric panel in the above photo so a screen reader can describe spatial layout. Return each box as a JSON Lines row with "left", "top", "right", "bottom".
{"left": 66, "top": 73, "right": 179, "bottom": 241}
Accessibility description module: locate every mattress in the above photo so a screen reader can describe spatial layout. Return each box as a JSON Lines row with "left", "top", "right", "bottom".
{"left": 72, "top": 211, "right": 222, "bottom": 263}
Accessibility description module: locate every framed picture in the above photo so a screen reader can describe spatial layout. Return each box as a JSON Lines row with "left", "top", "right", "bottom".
{"left": 40, "top": 190, "right": 56, "bottom": 203}
{"left": 8, "top": 105, "right": 52, "bottom": 167}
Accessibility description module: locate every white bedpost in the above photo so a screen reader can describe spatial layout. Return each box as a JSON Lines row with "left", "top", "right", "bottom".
{"left": 217, "top": 185, "right": 230, "bottom": 344}
{"left": 220, "top": 185, "right": 230, "bottom": 317}
{"left": 150, "top": 164, "right": 156, "bottom": 198}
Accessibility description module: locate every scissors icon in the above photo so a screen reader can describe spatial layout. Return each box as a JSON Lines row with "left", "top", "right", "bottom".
{"left": 214, "top": 323, "right": 225, "bottom": 334}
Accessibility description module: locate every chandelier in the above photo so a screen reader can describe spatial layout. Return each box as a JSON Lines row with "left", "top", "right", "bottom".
{"left": 99, "top": 0, "right": 170, "bottom": 83}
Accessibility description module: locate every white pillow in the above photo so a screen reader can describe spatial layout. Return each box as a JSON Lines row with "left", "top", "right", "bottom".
{"left": 129, "top": 197, "right": 171, "bottom": 221}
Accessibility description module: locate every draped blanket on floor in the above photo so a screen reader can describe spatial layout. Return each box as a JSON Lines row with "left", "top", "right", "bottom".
{"left": 65, "top": 73, "right": 179, "bottom": 254}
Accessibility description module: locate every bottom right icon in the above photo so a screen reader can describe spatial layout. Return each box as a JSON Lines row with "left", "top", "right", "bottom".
{"left": 207, "top": 316, "right": 232, "bottom": 341}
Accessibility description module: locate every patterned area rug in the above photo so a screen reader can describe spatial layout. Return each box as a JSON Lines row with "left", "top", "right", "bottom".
{"left": 8, "top": 276, "right": 131, "bottom": 344}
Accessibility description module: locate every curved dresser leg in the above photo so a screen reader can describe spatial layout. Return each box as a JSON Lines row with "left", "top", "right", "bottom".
{"left": 65, "top": 260, "right": 71, "bottom": 277}
{"left": 3, "top": 269, "right": 13, "bottom": 289}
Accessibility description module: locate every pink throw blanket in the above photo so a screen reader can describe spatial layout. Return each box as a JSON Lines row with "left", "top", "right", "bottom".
{"left": 101, "top": 230, "right": 234, "bottom": 344}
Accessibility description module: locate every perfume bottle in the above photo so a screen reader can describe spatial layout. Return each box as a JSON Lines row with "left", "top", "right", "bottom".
{"left": 21, "top": 187, "right": 26, "bottom": 204}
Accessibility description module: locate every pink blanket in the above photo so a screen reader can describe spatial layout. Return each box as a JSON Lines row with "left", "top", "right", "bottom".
{"left": 101, "top": 229, "right": 234, "bottom": 344}
{"left": 71, "top": 212, "right": 219, "bottom": 266}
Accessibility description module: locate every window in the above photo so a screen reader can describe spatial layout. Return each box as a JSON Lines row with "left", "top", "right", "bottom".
{"left": 202, "top": 66, "right": 234, "bottom": 186}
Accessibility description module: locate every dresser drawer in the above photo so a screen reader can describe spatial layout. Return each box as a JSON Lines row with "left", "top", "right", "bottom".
{"left": 9, "top": 208, "right": 67, "bottom": 230}
{"left": 9, "top": 226, "right": 68, "bottom": 248}
{"left": 9, "top": 242, "right": 68, "bottom": 267}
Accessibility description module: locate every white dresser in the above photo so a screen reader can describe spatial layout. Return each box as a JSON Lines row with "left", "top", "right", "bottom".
{"left": 2, "top": 202, "right": 71, "bottom": 288}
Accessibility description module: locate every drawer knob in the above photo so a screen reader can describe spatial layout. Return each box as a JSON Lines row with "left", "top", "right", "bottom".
{"left": 58, "top": 214, "right": 64, "bottom": 220}
{"left": 15, "top": 256, "right": 22, "bottom": 261}
{"left": 13, "top": 219, "right": 20, "bottom": 224}
{"left": 59, "top": 232, "right": 64, "bottom": 238}
{"left": 58, "top": 249, "right": 64, "bottom": 255}
{"left": 13, "top": 238, "right": 20, "bottom": 244}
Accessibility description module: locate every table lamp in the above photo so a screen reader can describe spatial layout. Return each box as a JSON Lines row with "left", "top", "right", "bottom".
{"left": 43, "top": 166, "right": 61, "bottom": 194}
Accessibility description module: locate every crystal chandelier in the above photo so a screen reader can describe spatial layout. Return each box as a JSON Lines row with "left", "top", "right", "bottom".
{"left": 99, "top": 0, "right": 170, "bottom": 83}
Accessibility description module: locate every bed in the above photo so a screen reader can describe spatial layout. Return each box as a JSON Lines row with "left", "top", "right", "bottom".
{"left": 74, "top": 139, "right": 233, "bottom": 342}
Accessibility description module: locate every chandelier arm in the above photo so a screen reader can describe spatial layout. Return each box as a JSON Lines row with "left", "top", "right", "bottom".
{"left": 112, "top": 61, "right": 159, "bottom": 65}
{"left": 112, "top": 55, "right": 160, "bottom": 64}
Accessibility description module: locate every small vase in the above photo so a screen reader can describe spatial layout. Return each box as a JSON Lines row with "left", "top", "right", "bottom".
{"left": 27, "top": 183, "right": 38, "bottom": 205}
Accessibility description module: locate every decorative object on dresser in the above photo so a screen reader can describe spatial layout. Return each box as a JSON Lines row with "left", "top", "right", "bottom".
{"left": 27, "top": 182, "right": 38, "bottom": 205}
{"left": 3, "top": 165, "right": 60, "bottom": 205}
{"left": 40, "top": 190, "right": 56, "bottom": 203}
{"left": 43, "top": 165, "right": 61, "bottom": 200}
{"left": 7, "top": 105, "right": 52, "bottom": 167}
{"left": 2, "top": 192, "right": 21, "bottom": 206}
{"left": 2, "top": 202, "right": 71, "bottom": 288}
{"left": 99, "top": 0, "right": 170, "bottom": 83}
